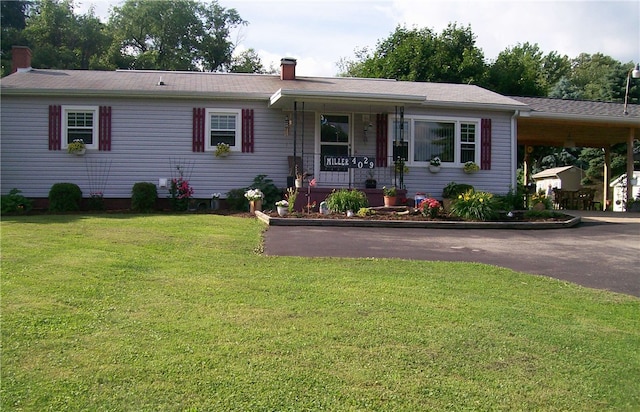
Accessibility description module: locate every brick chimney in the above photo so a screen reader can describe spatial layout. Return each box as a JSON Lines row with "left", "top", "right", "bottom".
{"left": 280, "top": 58, "right": 297, "bottom": 80}
{"left": 11, "top": 46, "right": 32, "bottom": 73}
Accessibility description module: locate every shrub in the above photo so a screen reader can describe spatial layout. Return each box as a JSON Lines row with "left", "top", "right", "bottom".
{"left": 529, "top": 191, "right": 553, "bottom": 210}
{"left": 495, "top": 185, "right": 526, "bottom": 210}
{"left": 450, "top": 190, "right": 499, "bottom": 221}
{"left": 442, "top": 182, "right": 474, "bottom": 199}
{"left": 524, "top": 209, "right": 563, "bottom": 219}
{"left": 131, "top": 182, "right": 157, "bottom": 212}
{"left": 325, "top": 189, "right": 368, "bottom": 213}
{"left": 1, "top": 188, "right": 33, "bottom": 214}
{"left": 226, "top": 188, "right": 248, "bottom": 211}
{"left": 49, "top": 183, "right": 82, "bottom": 212}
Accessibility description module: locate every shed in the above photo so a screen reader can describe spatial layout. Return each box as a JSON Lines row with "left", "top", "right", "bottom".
{"left": 531, "top": 166, "right": 584, "bottom": 193}
{"left": 610, "top": 172, "right": 640, "bottom": 212}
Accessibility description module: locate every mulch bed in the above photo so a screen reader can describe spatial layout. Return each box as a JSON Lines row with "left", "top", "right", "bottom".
{"left": 261, "top": 208, "right": 572, "bottom": 222}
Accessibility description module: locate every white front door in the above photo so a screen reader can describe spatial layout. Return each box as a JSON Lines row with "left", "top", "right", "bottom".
{"left": 315, "top": 113, "right": 352, "bottom": 186}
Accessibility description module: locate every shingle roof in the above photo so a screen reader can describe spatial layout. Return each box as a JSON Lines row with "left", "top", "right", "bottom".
{"left": 0, "top": 69, "right": 526, "bottom": 110}
{"left": 511, "top": 96, "right": 640, "bottom": 120}
{"left": 531, "top": 165, "right": 581, "bottom": 179}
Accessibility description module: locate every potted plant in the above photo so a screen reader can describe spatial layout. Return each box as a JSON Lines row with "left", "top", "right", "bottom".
{"left": 365, "top": 170, "right": 377, "bottom": 189}
{"left": 244, "top": 188, "right": 264, "bottom": 213}
{"left": 382, "top": 185, "right": 397, "bottom": 207}
{"left": 215, "top": 142, "right": 231, "bottom": 157}
{"left": 67, "top": 139, "right": 86, "bottom": 155}
{"left": 463, "top": 161, "right": 480, "bottom": 174}
{"left": 429, "top": 157, "right": 441, "bottom": 173}
{"left": 275, "top": 199, "right": 289, "bottom": 216}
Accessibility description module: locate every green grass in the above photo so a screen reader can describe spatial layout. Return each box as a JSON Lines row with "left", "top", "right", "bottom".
{"left": 2, "top": 214, "right": 639, "bottom": 411}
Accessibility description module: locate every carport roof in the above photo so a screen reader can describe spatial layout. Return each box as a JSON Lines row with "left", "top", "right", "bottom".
{"left": 512, "top": 96, "right": 640, "bottom": 148}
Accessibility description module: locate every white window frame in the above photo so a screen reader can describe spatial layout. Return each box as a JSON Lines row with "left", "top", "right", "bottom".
{"left": 205, "top": 108, "right": 242, "bottom": 152}
{"left": 388, "top": 115, "right": 480, "bottom": 167}
{"left": 61, "top": 106, "right": 98, "bottom": 150}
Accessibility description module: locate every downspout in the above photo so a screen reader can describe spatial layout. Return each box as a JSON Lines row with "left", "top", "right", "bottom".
{"left": 511, "top": 110, "right": 519, "bottom": 190}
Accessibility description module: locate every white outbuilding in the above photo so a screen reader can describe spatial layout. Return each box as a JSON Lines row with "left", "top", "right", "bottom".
{"left": 610, "top": 172, "right": 640, "bottom": 212}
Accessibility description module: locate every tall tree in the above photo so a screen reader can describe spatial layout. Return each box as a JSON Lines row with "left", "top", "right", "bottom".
{"left": 198, "top": 0, "right": 246, "bottom": 72}
{"left": 229, "top": 48, "right": 265, "bottom": 73}
{"left": 109, "top": 0, "right": 245, "bottom": 71}
{"left": 1, "top": 0, "right": 31, "bottom": 76}
{"left": 338, "top": 24, "right": 485, "bottom": 84}
{"left": 19, "top": 0, "right": 110, "bottom": 70}
{"left": 484, "top": 42, "right": 567, "bottom": 96}
{"left": 109, "top": 0, "right": 203, "bottom": 70}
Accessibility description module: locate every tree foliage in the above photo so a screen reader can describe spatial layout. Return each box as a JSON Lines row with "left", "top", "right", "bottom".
{"left": 339, "top": 24, "right": 486, "bottom": 84}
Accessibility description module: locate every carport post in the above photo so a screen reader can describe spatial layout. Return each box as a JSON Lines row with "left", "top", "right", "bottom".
{"left": 603, "top": 146, "right": 611, "bottom": 210}
{"left": 627, "top": 128, "right": 635, "bottom": 207}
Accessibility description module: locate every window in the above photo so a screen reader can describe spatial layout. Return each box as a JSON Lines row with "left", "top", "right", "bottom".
{"left": 390, "top": 116, "right": 479, "bottom": 166}
{"left": 62, "top": 106, "right": 98, "bottom": 149}
{"left": 205, "top": 109, "right": 241, "bottom": 151}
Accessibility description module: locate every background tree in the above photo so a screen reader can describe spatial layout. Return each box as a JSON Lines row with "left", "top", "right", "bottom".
{"left": 109, "top": 0, "right": 203, "bottom": 70}
{"left": 109, "top": 0, "right": 245, "bottom": 71}
{"left": 484, "top": 42, "right": 570, "bottom": 96}
{"left": 16, "top": 0, "right": 110, "bottom": 71}
{"left": 198, "top": 0, "right": 246, "bottom": 72}
{"left": 1, "top": 0, "right": 31, "bottom": 76}
{"left": 338, "top": 24, "right": 485, "bottom": 84}
{"left": 229, "top": 48, "right": 266, "bottom": 73}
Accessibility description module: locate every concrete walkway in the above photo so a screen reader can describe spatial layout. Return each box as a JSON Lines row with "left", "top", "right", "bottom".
{"left": 263, "top": 211, "right": 640, "bottom": 297}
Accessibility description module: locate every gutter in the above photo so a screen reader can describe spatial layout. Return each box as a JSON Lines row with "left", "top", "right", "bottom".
{"left": 269, "top": 88, "right": 427, "bottom": 107}
{"left": 524, "top": 110, "right": 640, "bottom": 126}
{"left": 0, "top": 88, "right": 273, "bottom": 101}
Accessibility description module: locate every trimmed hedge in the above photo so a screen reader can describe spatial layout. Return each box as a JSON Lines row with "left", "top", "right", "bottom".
{"left": 49, "top": 183, "right": 82, "bottom": 212}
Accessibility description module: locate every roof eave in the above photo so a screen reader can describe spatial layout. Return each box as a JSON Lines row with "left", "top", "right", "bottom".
{"left": 523, "top": 110, "right": 640, "bottom": 126}
{"left": 0, "top": 87, "right": 272, "bottom": 101}
{"left": 269, "top": 89, "right": 426, "bottom": 108}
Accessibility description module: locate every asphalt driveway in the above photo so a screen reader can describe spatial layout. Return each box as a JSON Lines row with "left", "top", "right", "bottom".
{"left": 264, "top": 211, "right": 640, "bottom": 297}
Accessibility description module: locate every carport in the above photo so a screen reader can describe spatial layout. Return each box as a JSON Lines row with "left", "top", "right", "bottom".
{"left": 513, "top": 97, "right": 640, "bottom": 209}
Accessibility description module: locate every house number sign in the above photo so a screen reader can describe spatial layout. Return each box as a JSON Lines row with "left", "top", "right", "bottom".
{"left": 324, "top": 156, "right": 375, "bottom": 170}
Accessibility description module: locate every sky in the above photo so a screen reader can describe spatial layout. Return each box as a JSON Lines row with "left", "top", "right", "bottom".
{"left": 76, "top": 0, "right": 640, "bottom": 77}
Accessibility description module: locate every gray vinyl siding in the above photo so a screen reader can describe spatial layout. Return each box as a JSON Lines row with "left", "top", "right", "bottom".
{"left": 1, "top": 96, "right": 516, "bottom": 200}
{"left": 0, "top": 96, "right": 293, "bottom": 199}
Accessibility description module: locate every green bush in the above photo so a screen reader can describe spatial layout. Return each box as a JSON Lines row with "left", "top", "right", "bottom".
{"left": 325, "top": 189, "right": 369, "bottom": 213}
{"left": 450, "top": 189, "right": 499, "bottom": 221}
{"left": 131, "top": 182, "right": 157, "bottom": 212}
{"left": 226, "top": 188, "right": 248, "bottom": 211}
{"left": 442, "top": 181, "right": 474, "bottom": 199}
{"left": 495, "top": 185, "right": 526, "bottom": 210}
{"left": 49, "top": 183, "right": 82, "bottom": 212}
{"left": 1, "top": 188, "right": 33, "bottom": 214}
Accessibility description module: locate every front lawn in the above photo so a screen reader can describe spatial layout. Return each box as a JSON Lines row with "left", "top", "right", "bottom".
{"left": 2, "top": 215, "right": 638, "bottom": 411}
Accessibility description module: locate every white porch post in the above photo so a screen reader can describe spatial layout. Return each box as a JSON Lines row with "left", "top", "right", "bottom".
{"left": 627, "top": 128, "right": 635, "bottom": 206}
{"left": 603, "top": 146, "right": 611, "bottom": 210}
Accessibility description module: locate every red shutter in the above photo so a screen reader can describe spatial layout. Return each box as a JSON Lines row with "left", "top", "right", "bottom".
{"left": 376, "top": 113, "right": 388, "bottom": 167}
{"left": 99, "top": 106, "right": 112, "bottom": 151}
{"left": 49, "top": 105, "right": 61, "bottom": 150}
{"left": 480, "top": 118, "right": 492, "bottom": 170}
{"left": 242, "top": 108, "right": 254, "bottom": 153}
{"left": 192, "top": 108, "right": 205, "bottom": 152}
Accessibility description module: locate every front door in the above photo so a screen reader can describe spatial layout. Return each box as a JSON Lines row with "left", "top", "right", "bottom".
{"left": 315, "top": 113, "right": 351, "bottom": 186}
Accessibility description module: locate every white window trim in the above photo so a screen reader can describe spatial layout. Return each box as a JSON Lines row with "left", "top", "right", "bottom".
{"left": 387, "top": 115, "right": 480, "bottom": 167}
{"left": 205, "top": 108, "right": 242, "bottom": 152}
{"left": 61, "top": 106, "right": 99, "bottom": 150}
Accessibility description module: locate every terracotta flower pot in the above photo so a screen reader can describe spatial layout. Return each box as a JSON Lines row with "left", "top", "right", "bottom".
{"left": 384, "top": 196, "right": 397, "bottom": 207}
